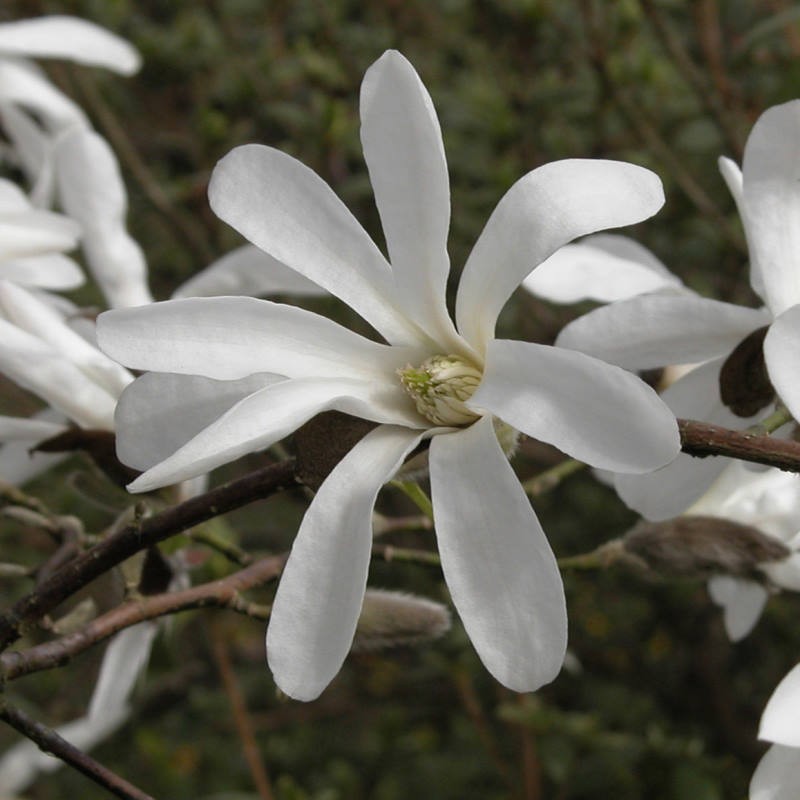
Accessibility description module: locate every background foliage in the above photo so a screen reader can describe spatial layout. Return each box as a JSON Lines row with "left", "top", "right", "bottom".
{"left": 2, "top": 1, "right": 800, "bottom": 798}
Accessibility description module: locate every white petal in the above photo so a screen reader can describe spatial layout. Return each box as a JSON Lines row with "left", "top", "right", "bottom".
{"left": 522, "top": 233, "right": 682, "bottom": 304}
{"left": 208, "top": 144, "right": 420, "bottom": 345}
{"left": 707, "top": 575, "right": 768, "bottom": 641}
{"left": 0, "top": 414, "right": 65, "bottom": 442}
{"left": 471, "top": 339, "right": 679, "bottom": 472}
{"left": 54, "top": 127, "right": 151, "bottom": 308}
{"left": 429, "top": 415, "right": 567, "bottom": 691}
{"left": 87, "top": 623, "right": 158, "bottom": 719}
{"left": 556, "top": 293, "right": 769, "bottom": 370}
{"left": 173, "top": 244, "right": 327, "bottom": 299}
{"left": 0, "top": 281, "right": 132, "bottom": 398}
{"left": 455, "top": 159, "right": 664, "bottom": 351}
{"left": 0, "top": 178, "right": 30, "bottom": 210}
{"left": 115, "top": 372, "right": 283, "bottom": 471}
{"left": 761, "top": 663, "right": 800, "bottom": 746}
{"left": 613, "top": 359, "right": 755, "bottom": 520}
{"left": 719, "top": 155, "right": 768, "bottom": 305}
{"left": 765, "top": 305, "right": 800, "bottom": 421}
{"left": 0, "top": 440, "right": 67, "bottom": 485}
{"left": 0, "top": 318, "right": 117, "bottom": 429}
{"left": 0, "top": 16, "right": 141, "bottom": 74}
{"left": 127, "top": 377, "right": 423, "bottom": 492}
{"left": 97, "top": 296, "right": 427, "bottom": 382}
{"left": 0, "top": 253, "right": 84, "bottom": 290}
{"left": 359, "top": 51, "right": 459, "bottom": 348}
{"left": 0, "top": 104, "right": 54, "bottom": 205}
{"left": 267, "top": 425, "right": 424, "bottom": 700}
{"left": 741, "top": 101, "right": 800, "bottom": 315}
{"left": 0, "top": 59, "right": 87, "bottom": 128}
{"left": 750, "top": 744, "right": 800, "bottom": 800}
{"left": 762, "top": 553, "right": 800, "bottom": 592}
{"left": 0, "top": 208, "right": 81, "bottom": 259}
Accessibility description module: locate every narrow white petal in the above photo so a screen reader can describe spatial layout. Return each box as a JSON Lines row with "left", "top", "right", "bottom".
{"left": 707, "top": 575, "right": 768, "bottom": 641}
{"left": 523, "top": 233, "right": 682, "bottom": 304}
{"left": 98, "top": 296, "right": 427, "bottom": 383}
{"left": 173, "top": 244, "right": 327, "bottom": 299}
{"left": 0, "top": 59, "right": 87, "bottom": 128}
{"left": 87, "top": 623, "right": 158, "bottom": 719}
{"left": 55, "top": 127, "right": 151, "bottom": 308}
{"left": 456, "top": 159, "right": 664, "bottom": 351}
{"left": 208, "top": 144, "right": 420, "bottom": 344}
{"left": 0, "top": 281, "right": 132, "bottom": 398}
{"left": 0, "top": 16, "right": 141, "bottom": 74}
{"left": 0, "top": 104, "right": 54, "bottom": 204}
{"left": 750, "top": 745, "right": 800, "bottom": 800}
{"left": 0, "top": 414, "right": 65, "bottom": 442}
{"left": 556, "top": 293, "right": 769, "bottom": 370}
{"left": 719, "top": 155, "right": 768, "bottom": 305}
{"left": 0, "top": 440, "right": 67, "bottom": 485}
{"left": 613, "top": 359, "right": 757, "bottom": 520}
{"left": 741, "top": 101, "right": 800, "bottom": 315}
{"left": 761, "top": 663, "right": 800, "bottom": 746}
{"left": 0, "top": 209, "right": 81, "bottom": 259}
{"left": 115, "top": 372, "right": 283, "bottom": 470}
{"left": 0, "top": 253, "right": 84, "bottom": 290}
{"left": 430, "top": 416, "right": 567, "bottom": 691}
{"left": 0, "top": 318, "right": 117, "bottom": 429}
{"left": 127, "top": 377, "right": 423, "bottom": 492}
{"left": 267, "top": 425, "right": 425, "bottom": 700}
{"left": 765, "top": 305, "right": 800, "bottom": 422}
{"left": 471, "top": 339, "right": 679, "bottom": 472}
{"left": 360, "top": 51, "right": 459, "bottom": 348}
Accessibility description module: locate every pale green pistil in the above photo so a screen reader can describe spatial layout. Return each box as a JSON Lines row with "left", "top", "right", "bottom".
{"left": 399, "top": 354, "right": 482, "bottom": 426}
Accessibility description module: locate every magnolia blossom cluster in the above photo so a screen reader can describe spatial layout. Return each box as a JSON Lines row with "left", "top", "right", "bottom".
{"left": 1, "top": 13, "right": 800, "bottom": 800}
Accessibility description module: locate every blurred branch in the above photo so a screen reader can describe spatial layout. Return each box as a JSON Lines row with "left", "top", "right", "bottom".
{"left": 639, "top": 0, "right": 745, "bottom": 157}
{"left": 523, "top": 459, "right": 587, "bottom": 497}
{"left": 210, "top": 621, "right": 275, "bottom": 800}
{"left": 1, "top": 552, "right": 286, "bottom": 682}
{"left": 0, "top": 700, "right": 155, "bottom": 800}
{"left": 0, "top": 459, "right": 297, "bottom": 653}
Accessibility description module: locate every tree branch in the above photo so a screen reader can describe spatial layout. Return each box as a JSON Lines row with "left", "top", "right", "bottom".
{"left": 0, "top": 459, "right": 296, "bottom": 653}
{"left": 0, "top": 701, "right": 155, "bottom": 800}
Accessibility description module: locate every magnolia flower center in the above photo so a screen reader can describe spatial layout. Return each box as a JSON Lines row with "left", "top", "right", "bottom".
{"left": 399, "top": 354, "right": 482, "bottom": 426}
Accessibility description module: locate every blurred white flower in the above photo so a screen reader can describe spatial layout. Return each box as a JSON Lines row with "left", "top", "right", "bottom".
{"left": 99, "top": 50, "right": 680, "bottom": 700}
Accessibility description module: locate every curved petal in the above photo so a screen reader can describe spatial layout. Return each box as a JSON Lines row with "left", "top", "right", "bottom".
{"left": 522, "top": 233, "right": 682, "bottom": 304}
{"left": 0, "top": 414, "right": 65, "bottom": 442}
{"left": 470, "top": 339, "right": 679, "bottom": 472}
{"left": 765, "top": 305, "right": 800, "bottom": 421}
{"left": 613, "top": 359, "right": 763, "bottom": 520}
{"left": 0, "top": 209, "right": 81, "bottom": 259}
{"left": 0, "top": 16, "right": 141, "bottom": 74}
{"left": 97, "top": 296, "right": 427, "bottom": 383}
{"left": 126, "top": 376, "right": 423, "bottom": 492}
{"left": 55, "top": 127, "right": 151, "bottom": 308}
{"left": 429, "top": 415, "right": 567, "bottom": 691}
{"left": 0, "top": 318, "right": 117, "bottom": 430}
{"left": 751, "top": 744, "right": 800, "bottom": 800}
{"left": 360, "top": 51, "right": 459, "bottom": 349}
{"left": 0, "top": 253, "right": 84, "bottom": 290}
{"left": 707, "top": 575, "right": 768, "bottom": 642}
{"left": 173, "top": 244, "right": 326, "bottom": 299}
{"left": 208, "top": 144, "right": 420, "bottom": 345}
{"left": 115, "top": 372, "right": 283, "bottom": 470}
{"left": 0, "top": 59, "right": 87, "bottom": 129}
{"left": 760, "top": 663, "right": 800, "bottom": 746}
{"left": 719, "top": 155, "right": 768, "bottom": 305}
{"left": 0, "top": 104, "right": 55, "bottom": 207}
{"left": 267, "top": 425, "right": 425, "bottom": 700}
{"left": 455, "top": 159, "right": 664, "bottom": 351}
{"left": 0, "top": 408, "right": 67, "bottom": 484}
{"left": 741, "top": 101, "right": 800, "bottom": 315}
{"left": 556, "top": 293, "right": 769, "bottom": 370}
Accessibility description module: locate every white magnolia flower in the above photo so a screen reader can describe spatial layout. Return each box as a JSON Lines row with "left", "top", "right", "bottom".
{"left": 98, "top": 51, "right": 680, "bottom": 700}
{"left": 751, "top": 663, "right": 800, "bottom": 800}
{"left": 555, "top": 100, "right": 800, "bottom": 520}
{"left": 687, "top": 461, "right": 800, "bottom": 640}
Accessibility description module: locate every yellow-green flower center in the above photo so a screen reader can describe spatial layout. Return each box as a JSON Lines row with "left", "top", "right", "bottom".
{"left": 398, "top": 354, "right": 482, "bottom": 426}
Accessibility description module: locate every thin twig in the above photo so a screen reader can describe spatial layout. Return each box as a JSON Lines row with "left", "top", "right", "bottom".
{"left": 210, "top": 621, "right": 275, "bottom": 800}
{"left": 523, "top": 459, "right": 587, "bottom": 497}
{"left": 0, "top": 459, "right": 297, "bottom": 653}
{"left": 0, "top": 700, "right": 155, "bottom": 800}
{"left": 1, "top": 553, "right": 287, "bottom": 682}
